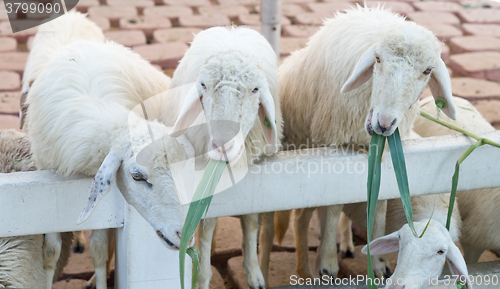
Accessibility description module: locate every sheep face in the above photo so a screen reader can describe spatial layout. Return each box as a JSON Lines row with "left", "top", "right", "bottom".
{"left": 196, "top": 51, "right": 275, "bottom": 163}
{"left": 342, "top": 25, "right": 456, "bottom": 137}
{"left": 116, "top": 156, "right": 191, "bottom": 250}
{"left": 77, "top": 126, "right": 192, "bottom": 250}
{"left": 363, "top": 220, "right": 471, "bottom": 289}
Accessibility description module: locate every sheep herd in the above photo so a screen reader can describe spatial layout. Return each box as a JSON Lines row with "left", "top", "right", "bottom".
{"left": 0, "top": 5, "right": 499, "bottom": 289}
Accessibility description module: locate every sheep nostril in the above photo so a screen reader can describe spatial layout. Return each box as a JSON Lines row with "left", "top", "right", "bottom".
{"left": 377, "top": 120, "right": 387, "bottom": 133}
{"left": 390, "top": 118, "right": 397, "bottom": 126}
{"left": 176, "top": 231, "right": 182, "bottom": 239}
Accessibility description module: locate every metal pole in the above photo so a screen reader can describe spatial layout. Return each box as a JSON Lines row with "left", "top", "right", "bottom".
{"left": 261, "top": 0, "right": 281, "bottom": 57}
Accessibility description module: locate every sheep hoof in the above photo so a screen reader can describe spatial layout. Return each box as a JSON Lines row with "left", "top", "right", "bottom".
{"left": 72, "top": 243, "right": 85, "bottom": 254}
{"left": 341, "top": 249, "right": 355, "bottom": 259}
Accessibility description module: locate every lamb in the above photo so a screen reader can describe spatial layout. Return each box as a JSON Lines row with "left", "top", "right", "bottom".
{"left": 26, "top": 40, "right": 191, "bottom": 289}
{"left": 0, "top": 129, "right": 72, "bottom": 288}
{"left": 20, "top": 10, "right": 105, "bottom": 129}
{"left": 365, "top": 195, "right": 469, "bottom": 289}
{"left": 264, "top": 5, "right": 456, "bottom": 282}
{"left": 415, "top": 96, "right": 500, "bottom": 266}
{"left": 164, "top": 26, "right": 282, "bottom": 289}
{"left": 363, "top": 96, "right": 493, "bottom": 288}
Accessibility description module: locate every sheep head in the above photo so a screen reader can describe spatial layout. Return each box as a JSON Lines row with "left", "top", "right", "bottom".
{"left": 362, "top": 220, "right": 471, "bottom": 289}
{"left": 173, "top": 50, "right": 278, "bottom": 164}
{"left": 77, "top": 115, "right": 191, "bottom": 250}
{"left": 342, "top": 24, "right": 456, "bottom": 137}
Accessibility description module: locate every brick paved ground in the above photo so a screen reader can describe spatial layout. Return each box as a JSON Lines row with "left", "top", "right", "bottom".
{"left": 0, "top": 0, "right": 498, "bottom": 288}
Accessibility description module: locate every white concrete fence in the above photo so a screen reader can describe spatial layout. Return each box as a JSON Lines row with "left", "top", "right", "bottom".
{"left": 1, "top": 131, "right": 500, "bottom": 288}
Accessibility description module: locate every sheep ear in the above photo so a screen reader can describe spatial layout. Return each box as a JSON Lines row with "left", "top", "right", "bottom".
{"left": 429, "top": 58, "right": 456, "bottom": 120}
{"left": 447, "top": 242, "right": 472, "bottom": 289}
{"left": 76, "top": 151, "right": 122, "bottom": 225}
{"left": 361, "top": 231, "right": 400, "bottom": 255}
{"left": 341, "top": 44, "right": 376, "bottom": 93}
{"left": 173, "top": 84, "right": 203, "bottom": 133}
{"left": 259, "top": 86, "right": 278, "bottom": 153}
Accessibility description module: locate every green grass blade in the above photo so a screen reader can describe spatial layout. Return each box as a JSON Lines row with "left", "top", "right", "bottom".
{"left": 387, "top": 128, "right": 417, "bottom": 236}
{"left": 187, "top": 247, "right": 200, "bottom": 289}
{"left": 446, "top": 140, "right": 483, "bottom": 230}
{"left": 180, "top": 160, "right": 227, "bottom": 289}
{"left": 366, "top": 133, "right": 386, "bottom": 288}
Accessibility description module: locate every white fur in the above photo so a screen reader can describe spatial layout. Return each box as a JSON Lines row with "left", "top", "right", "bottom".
{"left": 20, "top": 11, "right": 104, "bottom": 129}
{"left": 26, "top": 41, "right": 192, "bottom": 288}
{"left": 268, "top": 6, "right": 455, "bottom": 281}
{"left": 0, "top": 129, "right": 72, "bottom": 288}
{"left": 165, "top": 26, "right": 282, "bottom": 289}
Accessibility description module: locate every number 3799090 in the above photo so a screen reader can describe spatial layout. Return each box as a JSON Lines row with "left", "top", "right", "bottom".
{"left": 5, "top": 2, "right": 62, "bottom": 14}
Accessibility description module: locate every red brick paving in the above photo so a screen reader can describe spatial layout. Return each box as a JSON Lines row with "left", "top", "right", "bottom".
{"left": 407, "top": 11, "right": 461, "bottom": 25}
{"left": 199, "top": 5, "right": 249, "bottom": 17}
{"left": 153, "top": 27, "right": 201, "bottom": 43}
{"left": 462, "top": 23, "right": 500, "bottom": 38}
{"left": 458, "top": 8, "right": 500, "bottom": 24}
{"left": 449, "top": 36, "right": 500, "bottom": 54}
{"left": 0, "top": 52, "right": 28, "bottom": 72}
{"left": 104, "top": 30, "right": 147, "bottom": 47}
{"left": 426, "top": 23, "right": 463, "bottom": 41}
{"left": 282, "top": 25, "right": 319, "bottom": 38}
{"left": 0, "top": 1, "right": 499, "bottom": 289}
{"left": 239, "top": 14, "right": 291, "bottom": 26}
{"left": 412, "top": 1, "right": 464, "bottom": 13}
{"left": 449, "top": 52, "right": 500, "bottom": 81}
{"left": 133, "top": 42, "right": 188, "bottom": 68}
{"left": 364, "top": 1, "right": 415, "bottom": 15}
{"left": 307, "top": 2, "right": 356, "bottom": 14}
{"left": 143, "top": 6, "right": 193, "bottom": 18}
{"left": 178, "top": 14, "right": 231, "bottom": 28}
{"left": 0, "top": 37, "right": 16, "bottom": 52}
{"left": 75, "top": 0, "right": 100, "bottom": 13}
{"left": 119, "top": 16, "right": 172, "bottom": 37}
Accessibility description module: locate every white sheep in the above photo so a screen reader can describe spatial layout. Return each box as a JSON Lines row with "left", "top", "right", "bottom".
{"left": 26, "top": 40, "right": 191, "bottom": 289}
{"left": 164, "top": 26, "right": 282, "bottom": 289}
{"left": 20, "top": 10, "right": 105, "bottom": 129}
{"left": 0, "top": 129, "right": 73, "bottom": 288}
{"left": 363, "top": 96, "right": 492, "bottom": 289}
{"left": 265, "top": 5, "right": 456, "bottom": 282}
{"left": 365, "top": 195, "right": 469, "bottom": 289}
{"left": 415, "top": 96, "right": 500, "bottom": 266}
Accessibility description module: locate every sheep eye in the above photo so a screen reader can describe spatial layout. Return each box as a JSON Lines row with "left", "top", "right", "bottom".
{"left": 423, "top": 68, "right": 432, "bottom": 75}
{"left": 252, "top": 88, "right": 259, "bottom": 93}
{"left": 201, "top": 83, "right": 206, "bottom": 89}
{"left": 437, "top": 250, "right": 445, "bottom": 255}
{"left": 376, "top": 56, "right": 381, "bottom": 63}
{"left": 131, "top": 172, "right": 145, "bottom": 181}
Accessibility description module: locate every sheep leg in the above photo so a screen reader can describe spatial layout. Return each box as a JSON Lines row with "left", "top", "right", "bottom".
{"left": 370, "top": 200, "right": 392, "bottom": 279}
{"left": 258, "top": 212, "right": 274, "bottom": 286}
{"left": 85, "top": 229, "right": 115, "bottom": 289}
{"left": 72, "top": 231, "right": 86, "bottom": 253}
{"left": 196, "top": 218, "right": 217, "bottom": 289}
{"left": 43, "top": 233, "right": 62, "bottom": 289}
{"left": 293, "top": 208, "right": 315, "bottom": 279}
{"left": 85, "top": 229, "right": 108, "bottom": 289}
{"left": 241, "top": 213, "right": 266, "bottom": 289}
{"left": 461, "top": 243, "right": 484, "bottom": 264}
{"left": 339, "top": 212, "right": 355, "bottom": 259}
{"left": 315, "top": 205, "right": 343, "bottom": 278}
